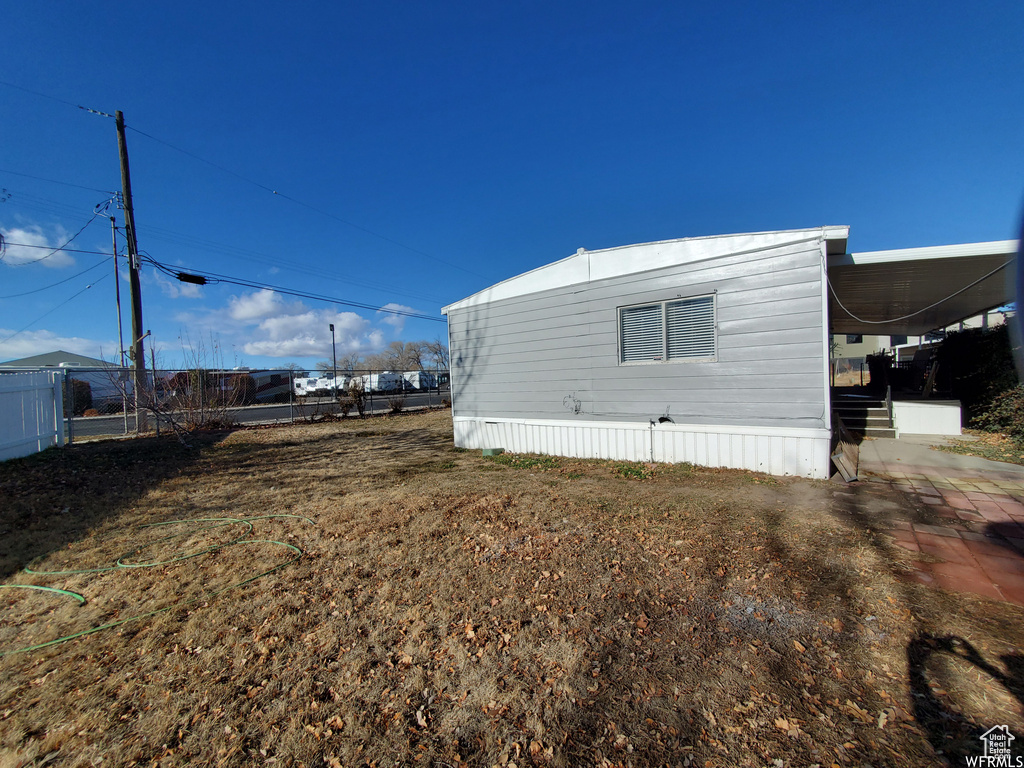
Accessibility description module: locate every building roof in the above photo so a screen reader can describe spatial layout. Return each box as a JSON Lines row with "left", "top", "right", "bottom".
{"left": 0, "top": 350, "right": 120, "bottom": 369}
{"left": 442, "top": 226, "right": 849, "bottom": 314}
{"left": 442, "top": 226, "right": 1017, "bottom": 338}
{"left": 827, "top": 240, "right": 1017, "bottom": 335}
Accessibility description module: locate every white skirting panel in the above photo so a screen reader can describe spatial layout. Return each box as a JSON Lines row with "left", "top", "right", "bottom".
{"left": 453, "top": 416, "right": 832, "bottom": 479}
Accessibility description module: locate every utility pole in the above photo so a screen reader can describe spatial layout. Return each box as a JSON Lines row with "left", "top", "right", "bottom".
{"left": 110, "top": 215, "right": 128, "bottom": 435}
{"left": 109, "top": 216, "right": 125, "bottom": 368}
{"left": 115, "top": 110, "right": 147, "bottom": 432}
{"left": 330, "top": 323, "right": 337, "bottom": 405}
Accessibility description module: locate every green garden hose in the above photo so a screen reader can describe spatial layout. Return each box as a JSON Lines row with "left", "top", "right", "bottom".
{"left": 1, "top": 515, "right": 312, "bottom": 657}
{"left": 0, "top": 584, "right": 86, "bottom": 604}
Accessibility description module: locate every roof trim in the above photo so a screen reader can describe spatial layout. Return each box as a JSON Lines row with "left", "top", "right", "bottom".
{"left": 443, "top": 226, "right": 848, "bottom": 314}
{"left": 829, "top": 239, "right": 1018, "bottom": 267}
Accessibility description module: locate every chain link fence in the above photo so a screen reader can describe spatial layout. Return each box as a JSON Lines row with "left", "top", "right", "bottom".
{"left": 56, "top": 367, "right": 450, "bottom": 443}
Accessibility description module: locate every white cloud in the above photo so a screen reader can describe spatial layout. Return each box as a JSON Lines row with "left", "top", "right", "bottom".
{"left": 240, "top": 308, "right": 372, "bottom": 359}
{"left": 178, "top": 289, "right": 420, "bottom": 362}
{"left": 229, "top": 289, "right": 283, "bottom": 321}
{"left": 153, "top": 271, "right": 203, "bottom": 299}
{"left": 376, "top": 302, "right": 419, "bottom": 333}
{"left": 1, "top": 225, "right": 76, "bottom": 268}
{"left": 0, "top": 329, "right": 119, "bottom": 363}
{"left": 242, "top": 335, "right": 325, "bottom": 358}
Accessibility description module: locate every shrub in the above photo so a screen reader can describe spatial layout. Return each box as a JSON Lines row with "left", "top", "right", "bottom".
{"left": 347, "top": 379, "right": 366, "bottom": 418}
{"left": 613, "top": 462, "right": 654, "bottom": 480}
{"left": 937, "top": 325, "right": 1017, "bottom": 423}
{"left": 974, "top": 384, "right": 1024, "bottom": 443}
{"left": 489, "top": 453, "right": 559, "bottom": 470}
{"left": 228, "top": 373, "right": 257, "bottom": 405}
{"left": 61, "top": 379, "right": 93, "bottom": 416}
{"left": 386, "top": 393, "right": 406, "bottom": 413}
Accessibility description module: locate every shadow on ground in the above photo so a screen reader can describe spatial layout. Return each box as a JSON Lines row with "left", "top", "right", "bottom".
{"left": 908, "top": 634, "right": 1023, "bottom": 761}
{"left": 0, "top": 432, "right": 231, "bottom": 579}
{"left": 834, "top": 478, "right": 1024, "bottom": 763}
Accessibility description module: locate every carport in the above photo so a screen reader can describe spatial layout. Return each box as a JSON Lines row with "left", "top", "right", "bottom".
{"left": 825, "top": 238, "right": 1018, "bottom": 476}
{"left": 827, "top": 239, "right": 1017, "bottom": 337}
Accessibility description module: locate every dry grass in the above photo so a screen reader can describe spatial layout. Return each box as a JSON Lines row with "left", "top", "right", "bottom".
{"left": 937, "top": 430, "right": 1024, "bottom": 467}
{"left": 1, "top": 410, "right": 1022, "bottom": 767}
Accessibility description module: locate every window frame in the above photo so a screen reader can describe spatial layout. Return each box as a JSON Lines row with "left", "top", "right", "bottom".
{"left": 617, "top": 292, "right": 718, "bottom": 366}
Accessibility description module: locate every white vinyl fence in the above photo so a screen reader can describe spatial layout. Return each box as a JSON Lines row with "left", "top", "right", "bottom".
{"left": 0, "top": 372, "right": 65, "bottom": 461}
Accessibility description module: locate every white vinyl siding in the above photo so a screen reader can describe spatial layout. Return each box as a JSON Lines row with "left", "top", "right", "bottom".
{"left": 447, "top": 236, "right": 827, "bottom": 431}
{"left": 619, "top": 294, "right": 716, "bottom": 364}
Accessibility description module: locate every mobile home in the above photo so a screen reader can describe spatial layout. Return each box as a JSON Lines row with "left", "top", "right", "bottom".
{"left": 443, "top": 228, "right": 843, "bottom": 478}
{"left": 443, "top": 227, "right": 1016, "bottom": 478}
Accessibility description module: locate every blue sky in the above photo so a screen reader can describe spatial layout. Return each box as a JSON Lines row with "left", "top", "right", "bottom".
{"left": 2, "top": 1, "right": 1022, "bottom": 370}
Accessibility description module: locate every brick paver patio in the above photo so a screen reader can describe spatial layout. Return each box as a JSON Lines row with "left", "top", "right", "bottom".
{"left": 858, "top": 438, "right": 1024, "bottom": 606}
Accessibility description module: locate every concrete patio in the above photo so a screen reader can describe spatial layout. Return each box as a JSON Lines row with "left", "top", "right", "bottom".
{"left": 858, "top": 434, "right": 1024, "bottom": 605}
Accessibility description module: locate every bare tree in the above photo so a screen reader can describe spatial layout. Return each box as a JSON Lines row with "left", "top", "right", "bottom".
{"left": 361, "top": 352, "right": 388, "bottom": 371}
{"left": 424, "top": 338, "right": 450, "bottom": 370}
{"left": 337, "top": 352, "right": 362, "bottom": 373}
{"left": 358, "top": 340, "right": 445, "bottom": 374}
{"left": 380, "top": 341, "right": 426, "bottom": 371}
{"left": 104, "top": 332, "right": 241, "bottom": 446}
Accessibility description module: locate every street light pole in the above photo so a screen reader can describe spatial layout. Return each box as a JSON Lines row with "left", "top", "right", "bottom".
{"left": 330, "top": 323, "right": 337, "bottom": 403}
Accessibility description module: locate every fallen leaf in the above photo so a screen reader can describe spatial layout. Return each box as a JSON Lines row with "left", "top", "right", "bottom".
{"left": 794, "top": 640, "right": 806, "bottom": 653}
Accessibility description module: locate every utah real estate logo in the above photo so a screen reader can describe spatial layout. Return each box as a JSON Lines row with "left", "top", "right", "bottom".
{"left": 965, "top": 725, "right": 1020, "bottom": 767}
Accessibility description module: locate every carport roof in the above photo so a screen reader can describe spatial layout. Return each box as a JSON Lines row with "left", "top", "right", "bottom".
{"left": 827, "top": 240, "right": 1018, "bottom": 336}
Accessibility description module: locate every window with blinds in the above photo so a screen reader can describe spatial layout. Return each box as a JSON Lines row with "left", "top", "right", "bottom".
{"left": 618, "top": 294, "right": 716, "bottom": 364}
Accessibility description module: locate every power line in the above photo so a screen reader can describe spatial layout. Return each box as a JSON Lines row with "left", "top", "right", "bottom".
{"left": 140, "top": 222, "right": 449, "bottom": 304}
{"left": 0, "top": 273, "right": 111, "bottom": 345}
{"left": 0, "top": 80, "right": 112, "bottom": 119}
{"left": 0, "top": 79, "right": 84, "bottom": 111}
{"left": 2, "top": 81, "right": 484, "bottom": 279}
{"left": 0, "top": 242, "right": 111, "bottom": 257}
{"left": 1, "top": 197, "right": 115, "bottom": 266}
{"left": 0, "top": 168, "right": 116, "bottom": 195}
{"left": 0, "top": 258, "right": 109, "bottom": 298}
{"left": 122, "top": 129, "right": 485, "bottom": 280}
{"left": 141, "top": 254, "right": 445, "bottom": 323}
{"left": 5, "top": 189, "right": 446, "bottom": 303}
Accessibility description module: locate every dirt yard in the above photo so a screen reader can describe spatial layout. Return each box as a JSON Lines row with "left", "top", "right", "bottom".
{"left": 1, "top": 410, "right": 1021, "bottom": 767}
